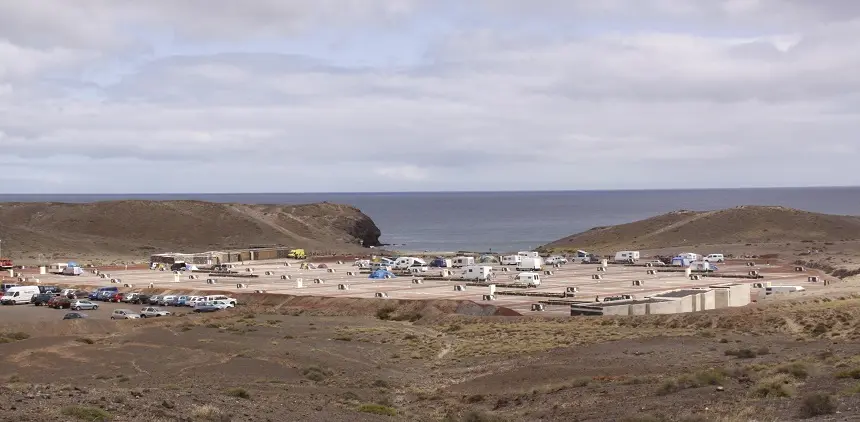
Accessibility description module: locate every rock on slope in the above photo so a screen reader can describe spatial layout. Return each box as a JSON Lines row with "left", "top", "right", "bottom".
{"left": 542, "top": 205, "right": 860, "bottom": 252}
{"left": 0, "top": 200, "right": 381, "bottom": 260}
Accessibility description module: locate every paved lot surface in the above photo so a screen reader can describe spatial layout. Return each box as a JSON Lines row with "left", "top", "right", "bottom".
{"left": 0, "top": 300, "right": 195, "bottom": 322}
{"left": 9, "top": 259, "right": 823, "bottom": 316}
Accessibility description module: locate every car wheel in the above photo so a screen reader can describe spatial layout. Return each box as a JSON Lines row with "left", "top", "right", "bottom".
{"left": 73, "top": 306, "right": 80, "bottom": 311}
{"left": 141, "top": 314, "right": 147, "bottom": 318}
{"left": 93, "top": 306, "right": 98, "bottom": 310}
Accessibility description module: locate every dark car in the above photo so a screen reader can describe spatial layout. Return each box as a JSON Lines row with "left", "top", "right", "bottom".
{"left": 63, "top": 312, "right": 88, "bottom": 320}
{"left": 51, "top": 297, "right": 72, "bottom": 309}
{"left": 147, "top": 295, "right": 163, "bottom": 305}
{"left": 192, "top": 302, "right": 220, "bottom": 313}
{"left": 31, "top": 293, "right": 54, "bottom": 306}
{"left": 131, "top": 294, "right": 151, "bottom": 305}
{"left": 38, "top": 286, "right": 61, "bottom": 294}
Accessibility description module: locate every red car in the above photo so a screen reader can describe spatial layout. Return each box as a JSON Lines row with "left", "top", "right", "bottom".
{"left": 108, "top": 293, "right": 124, "bottom": 303}
{"left": 49, "top": 297, "right": 71, "bottom": 309}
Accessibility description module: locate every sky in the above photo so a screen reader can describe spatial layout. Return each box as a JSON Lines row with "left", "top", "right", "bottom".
{"left": 1, "top": 0, "right": 859, "bottom": 193}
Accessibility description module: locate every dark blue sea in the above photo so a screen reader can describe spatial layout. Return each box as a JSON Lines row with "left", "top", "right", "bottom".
{"left": 2, "top": 188, "right": 860, "bottom": 252}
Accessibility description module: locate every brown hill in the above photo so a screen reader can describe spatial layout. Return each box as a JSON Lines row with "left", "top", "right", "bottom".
{"left": 542, "top": 205, "right": 860, "bottom": 252}
{"left": 0, "top": 200, "right": 381, "bottom": 262}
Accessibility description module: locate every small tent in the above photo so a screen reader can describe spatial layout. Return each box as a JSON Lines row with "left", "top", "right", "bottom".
{"left": 369, "top": 269, "right": 396, "bottom": 279}
{"left": 479, "top": 255, "right": 499, "bottom": 264}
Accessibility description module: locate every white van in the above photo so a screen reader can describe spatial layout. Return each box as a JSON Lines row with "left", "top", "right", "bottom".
{"left": 514, "top": 272, "right": 541, "bottom": 287}
{"left": 452, "top": 256, "right": 476, "bottom": 268}
{"left": 394, "top": 257, "right": 427, "bottom": 270}
{"left": 704, "top": 254, "right": 725, "bottom": 263}
{"left": 460, "top": 265, "right": 493, "bottom": 281}
{"left": 203, "top": 295, "right": 238, "bottom": 305}
{"left": 517, "top": 251, "right": 540, "bottom": 258}
{"left": 614, "top": 251, "right": 640, "bottom": 262}
{"left": 370, "top": 262, "right": 392, "bottom": 271}
{"left": 1, "top": 285, "right": 41, "bottom": 305}
{"left": 501, "top": 255, "right": 521, "bottom": 266}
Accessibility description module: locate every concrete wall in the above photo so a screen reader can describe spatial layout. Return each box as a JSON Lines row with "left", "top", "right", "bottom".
{"left": 728, "top": 284, "right": 751, "bottom": 307}
{"left": 713, "top": 289, "right": 730, "bottom": 309}
{"left": 602, "top": 304, "right": 630, "bottom": 316}
{"left": 647, "top": 300, "right": 680, "bottom": 315}
{"left": 699, "top": 290, "right": 716, "bottom": 311}
{"left": 629, "top": 303, "right": 648, "bottom": 315}
{"left": 677, "top": 295, "right": 694, "bottom": 313}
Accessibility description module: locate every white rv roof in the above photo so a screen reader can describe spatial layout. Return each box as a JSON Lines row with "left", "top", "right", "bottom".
{"left": 518, "top": 272, "right": 539, "bottom": 276}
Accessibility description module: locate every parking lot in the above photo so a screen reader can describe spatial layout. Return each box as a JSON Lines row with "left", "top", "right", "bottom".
{"left": 9, "top": 259, "right": 823, "bottom": 316}
{"left": 0, "top": 299, "right": 196, "bottom": 322}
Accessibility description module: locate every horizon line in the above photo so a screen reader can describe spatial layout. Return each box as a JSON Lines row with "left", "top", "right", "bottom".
{"left": 1, "top": 185, "right": 859, "bottom": 196}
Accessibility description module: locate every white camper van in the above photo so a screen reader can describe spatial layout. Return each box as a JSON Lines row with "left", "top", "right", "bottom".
{"left": 460, "top": 265, "right": 493, "bottom": 281}
{"left": 0, "top": 285, "right": 41, "bottom": 305}
{"left": 501, "top": 255, "right": 521, "bottom": 266}
{"left": 514, "top": 272, "right": 541, "bottom": 287}
{"left": 614, "top": 251, "right": 640, "bottom": 262}
{"left": 517, "top": 251, "right": 540, "bottom": 258}
{"left": 704, "top": 254, "right": 725, "bottom": 263}
{"left": 393, "top": 257, "right": 426, "bottom": 270}
{"left": 517, "top": 257, "right": 543, "bottom": 271}
{"left": 452, "top": 256, "right": 476, "bottom": 268}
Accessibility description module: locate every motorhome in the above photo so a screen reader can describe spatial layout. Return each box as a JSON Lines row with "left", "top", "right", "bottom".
{"left": 545, "top": 256, "right": 568, "bottom": 265}
{"left": 690, "top": 261, "right": 716, "bottom": 271}
{"left": 614, "top": 251, "right": 640, "bottom": 262}
{"left": 430, "top": 258, "right": 452, "bottom": 268}
{"left": 49, "top": 263, "right": 69, "bottom": 273}
{"left": 370, "top": 262, "right": 392, "bottom": 271}
{"left": 704, "top": 254, "right": 725, "bottom": 263}
{"left": 393, "top": 257, "right": 427, "bottom": 270}
{"left": 62, "top": 266, "right": 83, "bottom": 276}
{"left": 516, "top": 257, "right": 543, "bottom": 271}
{"left": 501, "top": 255, "right": 521, "bottom": 266}
{"left": 0, "top": 285, "right": 41, "bottom": 305}
{"left": 452, "top": 256, "right": 476, "bottom": 268}
{"left": 517, "top": 251, "right": 540, "bottom": 258}
{"left": 460, "top": 265, "right": 493, "bottom": 281}
{"left": 514, "top": 272, "right": 541, "bottom": 287}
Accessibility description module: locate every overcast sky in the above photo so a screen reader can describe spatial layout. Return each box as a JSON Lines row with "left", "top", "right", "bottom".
{"left": 1, "top": 0, "right": 859, "bottom": 193}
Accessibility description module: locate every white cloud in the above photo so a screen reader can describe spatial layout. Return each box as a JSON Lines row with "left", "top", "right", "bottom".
{"left": 0, "top": 0, "right": 858, "bottom": 192}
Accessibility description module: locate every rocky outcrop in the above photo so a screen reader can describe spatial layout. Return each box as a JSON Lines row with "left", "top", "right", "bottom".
{"left": 0, "top": 200, "right": 382, "bottom": 261}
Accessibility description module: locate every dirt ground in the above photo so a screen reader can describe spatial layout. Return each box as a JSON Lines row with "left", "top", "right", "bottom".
{"left": 5, "top": 281, "right": 860, "bottom": 421}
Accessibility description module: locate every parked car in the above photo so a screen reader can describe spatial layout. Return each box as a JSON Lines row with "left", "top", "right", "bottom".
{"left": 174, "top": 295, "right": 191, "bottom": 306}
{"left": 50, "top": 297, "right": 72, "bottom": 309}
{"left": 63, "top": 312, "right": 88, "bottom": 320}
{"left": 186, "top": 297, "right": 205, "bottom": 307}
{"left": 140, "top": 307, "right": 171, "bottom": 318}
{"left": 96, "top": 291, "right": 115, "bottom": 301}
{"left": 108, "top": 293, "right": 124, "bottom": 303}
{"left": 111, "top": 309, "right": 141, "bottom": 320}
{"left": 147, "top": 295, "right": 163, "bottom": 305}
{"left": 192, "top": 302, "right": 220, "bottom": 313}
{"left": 211, "top": 300, "right": 234, "bottom": 309}
{"left": 71, "top": 300, "right": 99, "bottom": 311}
{"left": 131, "top": 294, "right": 151, "bottom": 305}
{"left": 159, "top": 295, "right": 177, "bottom": 306}
{"left": 31, "top": 293, "right": 55, "bottom": 306}
{"left": 119, "top": 292, "right": 138, "bottom": 303}
{"left": 67, "top": 290, "right": 89, "bottom": 299}
{"left": 38, "top": 286, "right": 61, "bottom": 294}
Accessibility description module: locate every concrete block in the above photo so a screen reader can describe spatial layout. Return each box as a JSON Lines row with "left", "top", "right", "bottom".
{"left": 123, "top": 283, "right": 133, "bottom": 288}
{"left": 747, "top": 262, "right": 755, "bottom": 267}
{"left": 327, "top": 268, "right": 336, "bottom": 273}
{"left": 690, "top": 275, "right": 701, "bottom": 281}
{"left": 501, "top": 267, "right": 509, "bottom": 272}
{"left": 645, "top": 262, "right": 653, "bottom": 267}
{"left": 284, "top": 262, "right": 292, "bottom": 267}
{"left": 632, "top": 280, "right": 644, "bottom": 286}
{"left": 246, "top": 268, "right": 254, "bottom": 273}
{"left": 148, "top": 283, "right": 154, "bottom": 288}
{"left": 752, "top": 282, "right": 771, "bottom": 288}
{"left": 206, "top": 278, "right": 216, "bottom": 283}
{"left": 189, "top": 275, "right": 197, "bottom": 280}
{"left": 110, "top": 279, "right": 120, "bottom": 284}
{"left": 748, "top": 270, "right": 759, "bottom": 276}
{"left": 281, "top": 274, "right": 291, "bottom": 280}
{"left": 592, "top": 274, "right": 603, "bottom": 280}
{"left": 531, "top": 304, "right": 545, "bottom": 311}
{"left": 236, "top": 283, "right": 247, "bottom": 288}
{"left": 808, "top": 276, "right": 820, "bottom": 282}
{"left": 254, "top": 290, "right": 266, "bottom": 293}
{"left": 264, "top": 271, "right": 274, "bottom": 276}
{"left": 565, "top": 287, "right": 579, "bottom": 293}
{"left": 795, "top": 266, "right": 804, "bottom": 272}
{"left": 646, "top": 269, "right": 656, "bottom": 275}
{"left": 337, "top": 261, "right": 344, "bottom": 265}
{"left": 553, "top": 263, "right": 560, "bottom": 268}
{"left": 337, "top": 284, "right": 349, "bottom": 290}
{"left": 454, "top": 285, "right": 466, "bottom": 291}
{"left": 543, "top": 270, "right": 554, "bottom": 275}
{"left": 411, "top": 279, "right": 423, "bottom": 284}
{"left": 375, "top": 292, "right": 389, "bottom": 298}
{"left": 482, "top": 294, "right": 496, "bottom": 301}
{"left": 597, "top": 266, "right": 606, "bottom": 272}
{"left": 313, "top": 278, "right": 325, "bottom": 284}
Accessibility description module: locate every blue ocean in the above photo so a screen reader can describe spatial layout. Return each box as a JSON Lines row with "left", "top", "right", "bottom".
{"left": 2, "top": 188, "right": 860, "bottom": 252}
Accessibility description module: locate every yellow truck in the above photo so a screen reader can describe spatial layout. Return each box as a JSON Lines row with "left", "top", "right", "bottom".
{"left": 287, "top": 249, "right": 306, "bottom": 259}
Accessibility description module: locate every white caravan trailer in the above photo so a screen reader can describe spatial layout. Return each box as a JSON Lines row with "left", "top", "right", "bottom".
{"left": 393, "top": 257, "right": 426, "bottom": 270}
{"left": 501, "top": 255, "right": 521, "bottom": 266}
{"left": 514, "top": 272, "right": 541, "bottom": 287}
{"left": 452, "top": 256, "right": 476, "bottom": 268}
{"left": 614, "top": 251, "right": 640, "bottom": 262}
{"left": 460, "top": 265, "right": 493, "bottom": 281}
{"left": 517, "top": 251, "right": 540, "bottom": 258}
{"left": 517, "top": 257, "right": 543, "bottom": 271}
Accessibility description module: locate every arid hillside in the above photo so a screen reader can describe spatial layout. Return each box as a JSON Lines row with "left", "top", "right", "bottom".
{"left": 0, "top": 200, "right": 381, "bottom": 262}
{"left": 542, "top": 206, "right": 860, "bottom": 253}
